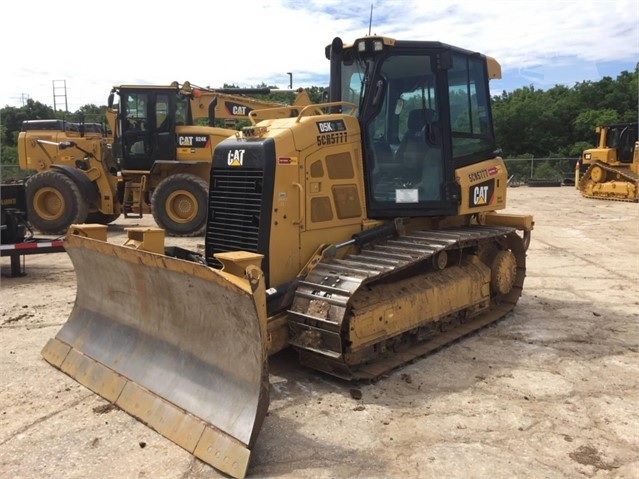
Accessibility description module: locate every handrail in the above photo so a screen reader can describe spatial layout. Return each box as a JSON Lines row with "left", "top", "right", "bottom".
{"left": 247, "top": 101, "right": 357, "bottom": 125}
{"left": 291, "top": 182, "right": 304, "bottom": 226}
{"left": 295, "top": 102, "right": 357, "bottom": 123}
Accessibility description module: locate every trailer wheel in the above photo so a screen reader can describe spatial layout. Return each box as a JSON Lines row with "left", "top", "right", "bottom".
{"left": 26, "top": 170, "right": 88, "bottom": 235}
{"left": 151, "top": 174, "right": 208, "bottom": 236}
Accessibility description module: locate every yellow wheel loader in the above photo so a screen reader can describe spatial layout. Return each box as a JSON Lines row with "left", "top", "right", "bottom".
{"left": 106, "top": 82, "right": 313, "bottom": 236}
{"left": 42, "top": 36, "right": 533, "bottom": 478}
{"left": 18, "top": 84, "right": 312, "bottom": 236}
{"left": 578, "top": 122, "right": 638, "bottom": 202}
{"left": 18, "top": 120, "right": 121, "bottom": 235}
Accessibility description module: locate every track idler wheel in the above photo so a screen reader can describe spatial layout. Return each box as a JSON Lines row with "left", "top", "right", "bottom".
{"left": 490, "top": 249, "right": 517, "bottom": 295}
{"left": 590, "top": 165, "right": 607, "bottom": 183}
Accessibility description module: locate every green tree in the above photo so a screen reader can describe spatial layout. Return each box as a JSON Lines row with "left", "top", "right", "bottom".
{"left": 305, "top": 86, "right": 327, "bottom": 104}
{"left": 493, "top": 68, "right": 638, "bottom": 158}
{"left": 1, "top": 100, "right": 56, "bottom": 148}
{"left": 569, "top": 141, "right": 594, "bottom": 157}
{"left": 0, "top": 123, "right": 18, "bottom": 167}
{"left": 573, "top": 108, "right": 619, "bottom": 145}
{"left": 69, "top": 104, "right": 107, "bottom": 124}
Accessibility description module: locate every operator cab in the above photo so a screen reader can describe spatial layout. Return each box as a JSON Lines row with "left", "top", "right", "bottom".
{"left": 603, "top": 123, "right": 638, "bottom": 164}
{"left": 328, "top": 36, "right": 500, "bottom": 218}
{"left": 109, "top": 85, "right": 190, "bottom": 170}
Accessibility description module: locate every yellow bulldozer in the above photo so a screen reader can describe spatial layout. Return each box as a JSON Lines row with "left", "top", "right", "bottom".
{"left": 42, "top": 36, "right": 533, "bottom": 478}
{"left": 18, "top": 83, "right": 312, "bottom": 235}
{"left": 578, "top": 122, "right": 638, "bottom": 202}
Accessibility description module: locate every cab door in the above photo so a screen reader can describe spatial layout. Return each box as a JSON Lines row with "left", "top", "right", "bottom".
{"left": 119, "top": 90, "right": 177, "bottom": 170}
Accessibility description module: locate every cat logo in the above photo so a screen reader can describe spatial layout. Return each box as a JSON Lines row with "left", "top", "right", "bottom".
{"left": 226, "top": 102, "right": 253, "bottom": 116}
{"left": 473, "top": 186, "right": 489, "bottom": 205}
{"left": 177, "top": 135, "right": 209, "bottom": 148}
{"left": 227, "top": 149, "right": 245, "bottom": 166}
{"left": 468, "top": 179, "right": 494, "bottom": 207}
{"left": 178, "top": 136, "right": 194, "bottom": 146}
{"left": 232, "top": 105, "right": 248, "bottom": 115}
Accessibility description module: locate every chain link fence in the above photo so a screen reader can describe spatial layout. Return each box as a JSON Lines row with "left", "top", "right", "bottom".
{"left": 503, "top": 157, "right": 580, "bottom": 186}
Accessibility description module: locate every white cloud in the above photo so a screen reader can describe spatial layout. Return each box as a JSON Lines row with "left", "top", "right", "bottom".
{"left": 1, "top": 0, "right": 636, "bottom": 110}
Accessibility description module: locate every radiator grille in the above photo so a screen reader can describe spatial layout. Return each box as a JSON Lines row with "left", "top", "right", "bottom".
{"left": 206, "top": 168, "right": 264, "bottom": 260}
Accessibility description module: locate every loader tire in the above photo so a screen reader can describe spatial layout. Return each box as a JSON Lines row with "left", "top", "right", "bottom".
{"left": 26, "top": 170, "right": 88, "bottom": 235}
{"left": 151, "top": 173, "right": 208, "bottom": 236}
{"left": 85, "top": 211, "right": 121, "bottom": 225}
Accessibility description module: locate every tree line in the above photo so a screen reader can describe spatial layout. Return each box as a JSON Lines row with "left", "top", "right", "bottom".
{"left": 492, "top": 69, "right": 637, "bottom": 158}
{"left": 1, "top": 70, "right": 637, "bottom": 177}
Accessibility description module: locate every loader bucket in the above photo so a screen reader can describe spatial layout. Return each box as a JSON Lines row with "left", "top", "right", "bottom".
{"left": 41, "top": 233, "right": 269, "bottom": 479}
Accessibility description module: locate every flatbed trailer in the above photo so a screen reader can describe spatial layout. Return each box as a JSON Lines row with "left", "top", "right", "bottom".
{"left": 1, "top": 181, "right": 67, "bottom": 277}
{"left": 0, "top": 238, "right": 66, "bottom": 277}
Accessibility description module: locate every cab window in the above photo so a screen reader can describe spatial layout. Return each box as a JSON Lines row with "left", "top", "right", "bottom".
{"left": 448, "top": 54, "right": 494, "bottom": 161}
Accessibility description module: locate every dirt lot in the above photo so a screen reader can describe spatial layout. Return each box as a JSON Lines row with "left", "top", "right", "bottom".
{"left": 1, "top": 186, "right": 638, "bottom": 479}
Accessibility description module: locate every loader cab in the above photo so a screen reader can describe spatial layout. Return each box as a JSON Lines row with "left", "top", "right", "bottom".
{"left": 328, "top": 37, "right": 498, "bottom": 218}
{"left": 112, "top": 86, "right": 189, "bottom": 170}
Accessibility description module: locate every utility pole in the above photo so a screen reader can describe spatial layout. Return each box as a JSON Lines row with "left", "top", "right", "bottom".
{"left": 287, "top": 72, "right": 293, "bottom": 89}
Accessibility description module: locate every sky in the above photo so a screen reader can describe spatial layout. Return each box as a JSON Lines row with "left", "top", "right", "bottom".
{"left": 1, "top": 0, "right": 637, "bottom": 111}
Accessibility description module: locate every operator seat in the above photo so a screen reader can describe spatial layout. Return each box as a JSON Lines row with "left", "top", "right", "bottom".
{"left": 395, "top": 108, "right": 436, "bottom": 171}
{"left": 395, "top": 108, "right": 442, "bottom": 200}
{"left": 372, "top": 139, "right": 394, "bottom": 168}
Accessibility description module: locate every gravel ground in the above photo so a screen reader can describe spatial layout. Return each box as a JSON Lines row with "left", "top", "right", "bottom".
{"left": 1, "top": 186, "right": 637, "bottom": 479}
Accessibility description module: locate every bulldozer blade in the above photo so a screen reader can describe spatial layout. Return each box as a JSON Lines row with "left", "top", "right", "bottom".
{"left": 41, "top": 233, "right": 269, "bottom": 479}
